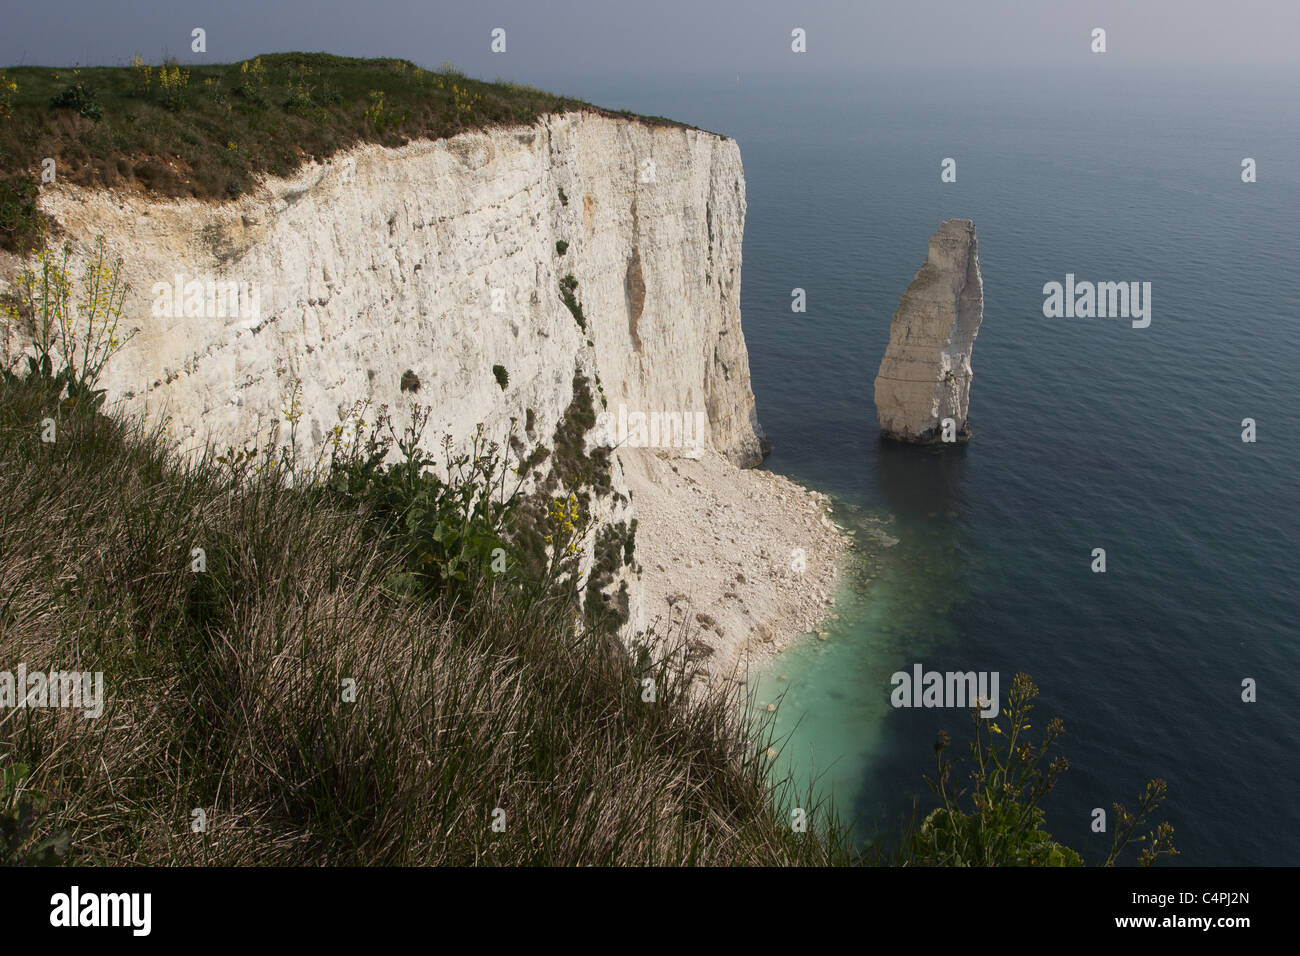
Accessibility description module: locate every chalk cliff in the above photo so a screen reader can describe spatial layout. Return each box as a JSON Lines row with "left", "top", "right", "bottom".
{"left": 24, "top": 111, "right": 769, "bottom": 636}
{"left": 873, "top": 218, "right": 983, "bottom": 443}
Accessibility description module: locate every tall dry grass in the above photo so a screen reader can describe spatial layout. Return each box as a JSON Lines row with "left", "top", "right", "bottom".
{"left": 0, "top": 374, "right": 857, "bottom": 865}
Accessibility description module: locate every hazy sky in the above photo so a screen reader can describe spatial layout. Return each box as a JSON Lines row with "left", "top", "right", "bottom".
{"left": 2, "top": 0, "right": 1296, "bottom": 79}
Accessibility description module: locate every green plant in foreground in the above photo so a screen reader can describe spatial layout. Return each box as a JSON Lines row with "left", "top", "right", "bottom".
{"left": 1104, "top": 778, "right": 1180, "bottom": 867}
{"left": 1, "top": 764, "right": 69, "bottom": 865}
{"left": 2, "top": 235, "right": 135, "bottom": 411}
{"left": 541, "top": 492, "right": 588, "bottom": 585}
{"left": 323, "top": 407, "right": 529, "bottom": 602}
{"left": 909, "top": 673, "right": 1177, "bottom": 866}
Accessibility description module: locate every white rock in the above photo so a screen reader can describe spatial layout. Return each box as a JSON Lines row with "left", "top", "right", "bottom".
{"left": 29, "top": 111, "right": 767, "bottom": 641}
{"left": 873, "top": 219, "right": 983, "bottom": 443}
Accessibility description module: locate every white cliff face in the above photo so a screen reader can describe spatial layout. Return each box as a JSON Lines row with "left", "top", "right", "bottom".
{"left": 873, "top": 218, "right": 983, "bottom": 443}
{"left": 25, "top": 111, "right": 765, "bottom": 637}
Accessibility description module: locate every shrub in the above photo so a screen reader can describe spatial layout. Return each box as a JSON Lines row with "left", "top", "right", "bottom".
{"left": 203, "top": 76, "right": 228, "bottom": 107}
{"left": 1, "top": 764, "right": 69, "bottom": 866}
{"left": 323, "top": 409, "right": 527, "bottom": 601}
{"left": 283, "top": 62, "right": 325, "bottom": 119}
{"left": 0, "top": 73, "right": 17, "bottom": 119}
{"left": 364, "top": 90, "right": 387, "bottom": 130}
{"left": 157, "top": 65, "right": 190, "bottom": 110}
{"left": 550, "top": 372, "right": 610, "bottom": 497}
{"left": 583, "top": 520, "right": 634, "bottom": 632}
{"left": 2, "top": 235, "right": 136, "bottom": 409}
{"left": 559, "top": 274, "right": 586, "bottom": 331}
{"left": 0, "top": 173, "right": 46, "bottom": 253}
{"left": 128, "top": 54, "right": 151, "bottom": 97}
{"left": 908, "top": 673, "right": 1178, "bottom": 867}
{"left": 555, "top": 240, "right": 568, "bottom": 255}
{"left": 236, "top": 57, "right": 268, "bottom": 104}
{"left": 48, "top": 75, "right": 103, "bottom": 120}
{"left": 492, "top": 364, "right": 509, "bottom": 390}
{"left": 449, "top": 82, "right": 480, "bottom": 118}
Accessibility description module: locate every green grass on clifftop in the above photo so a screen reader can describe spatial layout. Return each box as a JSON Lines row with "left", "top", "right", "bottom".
{"left": 0, "top": 52, "right": 695, "bottom": 250}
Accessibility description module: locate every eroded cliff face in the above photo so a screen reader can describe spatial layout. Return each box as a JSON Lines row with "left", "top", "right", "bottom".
{"left": 22, "top": 111, "right": 766, "bottom": 636}
{"left": 873, "top": 218, "right": 983, "bottom": 443}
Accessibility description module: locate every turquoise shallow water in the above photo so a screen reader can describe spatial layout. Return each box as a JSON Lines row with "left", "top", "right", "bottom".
{"left": 538, "top": 66, "right": 1300, "bottom": 864}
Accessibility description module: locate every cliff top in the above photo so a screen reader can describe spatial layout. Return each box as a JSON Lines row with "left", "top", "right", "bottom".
{"left": 0, "top": 52, "right": 704, "bottom": 251}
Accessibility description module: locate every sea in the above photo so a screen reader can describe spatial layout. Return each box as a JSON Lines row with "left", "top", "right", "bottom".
{"left": 531, "top": 65, "right": 1299, "bottom": 865}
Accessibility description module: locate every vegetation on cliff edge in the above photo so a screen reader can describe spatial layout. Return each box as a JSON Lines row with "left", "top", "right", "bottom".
{"left": 0, "top": 52, "right": 697, "bottom": 251}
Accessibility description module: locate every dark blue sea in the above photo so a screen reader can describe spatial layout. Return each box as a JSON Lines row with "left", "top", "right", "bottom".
{"left": 536, "top": 66, "right": 1300, "bottom": 865}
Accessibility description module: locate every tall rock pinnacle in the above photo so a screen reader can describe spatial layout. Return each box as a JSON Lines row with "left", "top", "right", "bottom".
{"left": 873, "top": 218, "right": 983, "bottom": 443}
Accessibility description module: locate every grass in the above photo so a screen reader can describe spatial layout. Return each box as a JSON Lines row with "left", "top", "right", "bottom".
{"left": 0, "top": 52, "right": 698, "bottom": 250}
{"left": 0, "top": 371, "right": 857, "bottom": 865}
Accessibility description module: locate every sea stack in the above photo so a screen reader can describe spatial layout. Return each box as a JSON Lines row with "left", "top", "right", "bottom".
{"left": 873, "top": 219, "right": 983, "bottom": 443}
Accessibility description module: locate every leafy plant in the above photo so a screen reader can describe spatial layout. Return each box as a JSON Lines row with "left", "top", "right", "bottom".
{"left": 2, "top": 235, "right": 136, "bottom": 411}
{"left": 284, "top": 62, "right": 326, "bottom": 119}
{"left": 1, "top": 764, "right": 69, "bottom": 865}
{"left": 559, "top": 274, "right": 585, "bottom": 331}
{"left": 0, "top": 73, "right": 17, "bottom": 119}
{"left": 541, "top": 492, "right": 588, "bottom": 585}
{"left": 1103, "top": 778, "right": 1180, "bottom": 867}
{"left": 236, "top": 57, "right": 268, "bottom": 105}
{"left": 203, "top": 76, "right": 228, "bottom": 108}
{"left": 48, "top": 73, "right": 103, "bottom": 119}
{"left": 324, "top": 408, "right": 528, "bottom": 602}
{"left": 0, "top": 173, "right": 45, "bottom": 253}
{"left": 128, "top": 54, "right": 151, "bottom": 97}
{"left": 448, "top": 81, "right": 480, "bottom": 118}
{"left": 492, "top": 364, "right": 509, "bottom": 390}
{"left": 157, "top": 65, "right": 190, "bottom": 110}
{"left": 909, "top": 673, "right": 1177, "bottom": 867}
{"left": 364, "top": 90, "right": 388, "bottom": 131}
